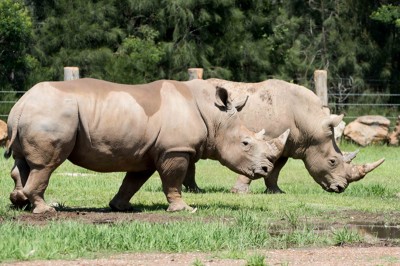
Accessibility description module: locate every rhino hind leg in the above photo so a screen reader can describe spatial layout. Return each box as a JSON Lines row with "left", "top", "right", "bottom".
{"left": 22, "top": 168, "right": 56, "bottom": 214}
{"left": 109, "top": 169, "right": 155, "bottom": 212}
{"left": 157, "top": 152, "right": 195, "bottom": 212}
{"left": 182, "top": 163, "right": 204, "bottom": 193}
{"left": 263, "top": 157, "right": 288, "bottom": 194}
{"left": 9, "top": 158, "right": 30, "bottom": 209}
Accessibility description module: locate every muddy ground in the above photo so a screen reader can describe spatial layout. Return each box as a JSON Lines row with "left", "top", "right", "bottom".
{"left": 2, "top": 209, "right": 400, "bottom": 265}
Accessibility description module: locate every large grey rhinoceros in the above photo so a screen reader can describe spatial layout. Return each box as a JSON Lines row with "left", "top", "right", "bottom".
{"left": 5, "top": 78, "right": 290, "bottom": 214}
{"left": 183, "top": 78, "right": 384, "bottom": 194}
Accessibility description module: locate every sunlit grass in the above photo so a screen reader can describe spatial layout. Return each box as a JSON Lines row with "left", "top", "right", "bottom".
{"left": 0, "top": 142, "right": 399, "bottom": 262}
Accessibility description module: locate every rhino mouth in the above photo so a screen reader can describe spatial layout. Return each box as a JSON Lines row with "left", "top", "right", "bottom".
{"left": 326, "top": 183, "right": 347, "bottom": 193}
{"left": 253, "top": 166, "right": 270, "bottom": 178}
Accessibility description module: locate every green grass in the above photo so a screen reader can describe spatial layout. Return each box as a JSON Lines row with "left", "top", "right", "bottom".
{"left": 0, "top": 142, "right": 399, "bottom": 262}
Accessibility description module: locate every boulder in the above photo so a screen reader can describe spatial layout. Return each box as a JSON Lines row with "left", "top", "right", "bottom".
{"left": 388, "top": 115, "right": 400, "bottom": 146}
{"left": 344, "top": 115, "right": 390, "bottom": 146}
{"left": 0, "top": 119, "right": 7, "bottom": 146}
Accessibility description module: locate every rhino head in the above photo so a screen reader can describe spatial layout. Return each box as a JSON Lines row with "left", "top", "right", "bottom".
{"left": 212, "top": 87, "right": 290, "bottom": 179}
{"left": 303, "top": 114, "right": 385, "bottom": 193}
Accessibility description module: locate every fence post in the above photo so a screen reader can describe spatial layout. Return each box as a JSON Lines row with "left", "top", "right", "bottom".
{"left": 314, "top": 70, "right": 328, "bottom": 106}
{"left": 64, "top": 67, "right": 80, "bottom": 81}
{"left": 188, "top": 68, "right": 203, "bottom": 80}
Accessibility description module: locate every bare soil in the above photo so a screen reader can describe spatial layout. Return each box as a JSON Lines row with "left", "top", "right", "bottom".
{"left": 3, "top": 209, "right": 400, "bottom": 265}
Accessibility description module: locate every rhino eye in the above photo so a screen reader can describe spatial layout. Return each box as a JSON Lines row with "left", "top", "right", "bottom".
{"left": 241, "top": 139, "right": 251, "bottom": 150}
{"left": 329, "top": 158, "right": 337, "bottom": 166}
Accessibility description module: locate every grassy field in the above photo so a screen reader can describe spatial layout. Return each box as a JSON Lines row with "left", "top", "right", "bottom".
{"left": 0, "top": 142, "right": 399, "bottom": 263}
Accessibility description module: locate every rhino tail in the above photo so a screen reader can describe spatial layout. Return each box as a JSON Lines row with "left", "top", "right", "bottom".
{"left": 4, "top": 102, "right": 25, "bottom": 159}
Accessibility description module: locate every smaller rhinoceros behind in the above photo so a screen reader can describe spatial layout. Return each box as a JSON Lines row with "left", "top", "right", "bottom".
{"left": 183, "top": 78, "right": 384, "bottom": 194}
{"left": 5, "top": 78, "right": 289, "bottom": 214}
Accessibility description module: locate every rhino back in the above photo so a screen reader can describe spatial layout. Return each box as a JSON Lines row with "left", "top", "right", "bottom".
{"left": 51, "top": 79, "right": 207, "bottom": 171}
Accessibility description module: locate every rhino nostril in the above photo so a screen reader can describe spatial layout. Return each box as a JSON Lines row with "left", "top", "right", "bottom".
{"left": 337, "top": 185, "right": 345, "bottom": 193}
{"left": 262, "top": 166, "right": 268, "bottom": 173}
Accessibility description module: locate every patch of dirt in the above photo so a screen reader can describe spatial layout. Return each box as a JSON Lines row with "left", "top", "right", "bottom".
{"left": 13, "top": 208, "right": 194, "bottom": 226}
{"left": 3, "top": 247, "right": 400, "bottom": 266}
{"left": 3, "top": 209, "right": 400, "bottom": 265}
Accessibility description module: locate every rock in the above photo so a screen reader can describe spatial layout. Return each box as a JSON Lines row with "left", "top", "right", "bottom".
{"left": 0, "top": 119, "right": 7, "bottom": 146}
{"left": 344, "top": 115, "right": 390, "bottom": 146}
{"left": 388, "top": 115, "right": 400, "bottom": 146}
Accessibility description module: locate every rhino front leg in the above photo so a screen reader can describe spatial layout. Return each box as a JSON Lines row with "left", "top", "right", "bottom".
{"left": 9, "top": 159, "right": 30, "bottom": 208}
{"left": 264, "top": 157, "right": 288, "bottom": 194}
{"left": 182, "top": 162, "right": 204, "bottom": 193}
{"left": 231, "top": 175, "right": 253, "bottom": 193}
{"left": 157, "top": 152, "right": 194, "bottom": 212}
{"left": 109, "top": 169, "right": 155, "bottom": 211}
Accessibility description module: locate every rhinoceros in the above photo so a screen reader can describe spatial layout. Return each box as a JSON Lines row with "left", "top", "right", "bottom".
{"left": 183, "top": 78, "right": 384, "bottom": 194}
{"left": 5, "top": 78, "right": 290, "bottom": 214}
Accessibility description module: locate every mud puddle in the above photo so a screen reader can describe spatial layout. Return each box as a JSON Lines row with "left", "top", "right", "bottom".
{"left": 349, "top": 223, "right": 400, "bottom": 239}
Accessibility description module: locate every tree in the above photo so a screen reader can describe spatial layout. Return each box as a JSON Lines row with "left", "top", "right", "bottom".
{"left": 106, "top": 26, "right": 165, "bottom": 84}
{"left": 26, "top": 0, "right": 124, "bottom": 83}
{"left": 371, "top": 2, "right": 400, "bottom": 101}
{"left": 0, "top": 0, "right": 33, "bottom": 91}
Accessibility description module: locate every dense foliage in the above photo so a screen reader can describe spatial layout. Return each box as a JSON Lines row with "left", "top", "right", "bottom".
{"left": 1, "top": 0, "right": 399, "bottom": 97}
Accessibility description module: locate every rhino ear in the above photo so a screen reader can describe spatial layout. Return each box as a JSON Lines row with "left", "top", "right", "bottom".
{"left": 215, "top": 86, "right": 233, "bottom": 111}
{"left": 233, "top": 95, "right": 249, "bottom": 112}
{"left": 322, "top": 114, "right": 344, "bottom": 131}
{"left": 267, "top": 129, "right": 290, "bottom": 158}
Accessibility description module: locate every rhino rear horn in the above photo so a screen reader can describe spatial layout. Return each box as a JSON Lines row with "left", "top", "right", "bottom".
{"left": 255, "top": 129, "right": 266, "bottom": 140}
{"left": 343, "top": 150, "right": 359, "bottom": 163}
{"left": 322, "top": 114, "right": 344, "bottom": 131}
{"left": 348, "top": 158, "right": 385, "bottom": 182}
{"left": 268, "top": 129, "right": 290, "bottom": 158}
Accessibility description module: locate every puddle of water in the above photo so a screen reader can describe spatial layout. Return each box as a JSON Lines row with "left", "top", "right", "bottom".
{"left": 349, "top": 224, "right": 400, "bottom": 239}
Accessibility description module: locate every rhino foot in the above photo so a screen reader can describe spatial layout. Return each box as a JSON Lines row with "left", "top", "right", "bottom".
{"left": 184, "top": 186, "right": 204, "bottom": 193}
{"left": 264, "top": 187, "right": 285, "bottom": 194}
{"left": 167, "top": 201, "right": 197, "bottom": 213}
{"left": 10, "top": 190, "right": 30, "bottom": 209}
{"left": 230, "top": 184, "right": 250, "bottom": 194}
{"left": 32, "top": 205, "right": 56, "bottom": 214}
{"left": 109, "top": 200, "right": 134, "bottom": 212}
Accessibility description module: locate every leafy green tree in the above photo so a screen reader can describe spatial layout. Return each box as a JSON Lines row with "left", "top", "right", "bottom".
{"left": 371, "top": 2, "right": 400, "bottom": 101}
{"left": 26, "top": 0, "right": 124, "bottom": 83}
{"left": 106, "top": 26, "right": 165, "bottom": 84}
{"left": 0, "top": 0, "right": 33, "bottom": 91}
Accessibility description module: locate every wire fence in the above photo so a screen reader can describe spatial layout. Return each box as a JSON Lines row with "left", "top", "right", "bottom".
{"left": 326, "top": 77, "right": 400, "bottom": 126}
{"left": 1, "top": 81, "right": 399, "bottom": 126}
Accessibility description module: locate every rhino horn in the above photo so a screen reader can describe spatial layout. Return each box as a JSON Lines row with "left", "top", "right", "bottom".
{"left": 342, "top": 149, "right": 359, "bottom": 163}
{"left": 322, "top": 114, "right": 344, "bottom": 131}
{"left": 347, "top": 158, "right": 385, "bottom": 182}
{"left": 268, "top": 129, "right": 290, "bottom": 157}
{"left": 255, "top": 129, "right": 266, "bottom": 140}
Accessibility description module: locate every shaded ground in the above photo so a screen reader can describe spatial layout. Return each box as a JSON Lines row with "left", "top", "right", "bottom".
{"left": 3, "top": 209, "right": 400, "bottom": 265}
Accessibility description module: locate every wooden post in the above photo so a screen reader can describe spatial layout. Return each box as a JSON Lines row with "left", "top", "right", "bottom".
{"left": 64, "top": 67, "right": 80, "bottom": 81}
{"left": 188, "top": 68, "right": 203, "bottom": 80}
{"left": 314, "top": 70, "right": 328, "bottom": 106}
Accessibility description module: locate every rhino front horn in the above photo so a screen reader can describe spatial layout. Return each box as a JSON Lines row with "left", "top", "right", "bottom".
{"left": 348, "top": 158, "right": 385, "bottom": 182}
